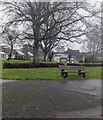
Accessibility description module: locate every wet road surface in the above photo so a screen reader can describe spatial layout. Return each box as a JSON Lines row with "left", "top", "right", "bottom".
{"left": 1, "top": 79, "right": 102, "bottom": 118}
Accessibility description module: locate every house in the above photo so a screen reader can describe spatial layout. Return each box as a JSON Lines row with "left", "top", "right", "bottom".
{"left": 53, "top": 53, "right": 68, "bottom": 62}
{"left": 0, "top": 43, "right": 44, "bottom": 60}
{"left": 0, "top": 45, "right": 25, "bottom": 59}
{"left": 21, "top": 44, "right": 33, "bottom": 60}
{"left": 22, "top": 44, "right": 44, "bottom": 60}
{"left": 0, "top": 52, "right": 6, "bottom": 59}
{"left": 64, "top": 48, "right": 84, "bottom": 62}
{"left": 0, "top": 45, "right": 8, "bottom": 59}
{"left": 53, "top": 48, "right": 84, "bottom": 63}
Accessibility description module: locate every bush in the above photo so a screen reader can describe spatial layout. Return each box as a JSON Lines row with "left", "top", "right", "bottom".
{"left": 79, "top": 60, "right": 83, "bottom": 63}
{"left": 3, "top": 62, "right": 103, "bottom": 69}
{"left": 3, "top": 62, "right": 64, "bottom": 69}
{"left": 67, "top": 63, "right": 81, "bottom": 66}
{"left": 67, "top": 63, "right": 103, "bottom": 67}
{"left": 82, "top": 63, "right": 103, "bottom": 67}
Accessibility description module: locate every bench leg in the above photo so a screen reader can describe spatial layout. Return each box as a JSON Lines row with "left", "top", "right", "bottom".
{"left": 78, "top": 70, "right": 81, "bottom": 76}
{"left": 61, "top": 73, "right": 68, "bottom": 78}
{"left": 79, "top": 73, "right": 85, "bottom": 78}
{"left": 82, "top": 73, "right": 85, "bottom": 78}
{"left": 78, "top": 72, "right": 86, "bottom": 78}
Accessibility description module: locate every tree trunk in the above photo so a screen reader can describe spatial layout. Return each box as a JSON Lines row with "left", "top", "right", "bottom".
{"left": 33, "top": 41, "right": 39, "bottom": 63}
{"left": 43, "top": 52, "right": 47, "bottom": 61}
{"left": 33, "top": 23, "right": 40, "bottom": 63}
{"left": 69, "top": 55, "right": 71, "bottom": 63}
{"left": 7, "top": 53, "right": 11, "bottom": 61}
{"left": 26, "top": 45, "right": 29, "bottom": 60}
{"left": 91, "top": 53, "right": 95, "bottom": 63}
{"left": 7, "top": 43, "right": 13, "bottom": 61}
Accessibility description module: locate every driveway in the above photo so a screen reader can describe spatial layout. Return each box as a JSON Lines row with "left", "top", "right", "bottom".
{"left": 1, "top": 79, "right": 102, "bottom": 118}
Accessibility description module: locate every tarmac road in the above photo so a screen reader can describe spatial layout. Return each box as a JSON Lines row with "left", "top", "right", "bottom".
{"left": 1, "top": 79, "right": 102, "bottom": 118}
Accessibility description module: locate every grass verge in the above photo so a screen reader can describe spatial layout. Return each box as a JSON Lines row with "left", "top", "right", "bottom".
{"left": 1, "top": 67, "right": 102, "bottom": 80}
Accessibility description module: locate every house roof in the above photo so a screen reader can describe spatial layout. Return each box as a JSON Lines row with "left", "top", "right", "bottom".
{"left": 28, "top": 52, "right": 33, "bottom": 56}
{"left": 54, "top": 53, "right": 68, "bottom": 58}
{"left": 2, "top": 48, "right": 17, "bottom": 55}
{"left": 64, "top": 48, "right": 80, "bottom": 56}
{"left": 16, "top": 50, "right": 25, "bottom": 55}
{"left": 0, "top": 52, "right": 6, "bottom": 54}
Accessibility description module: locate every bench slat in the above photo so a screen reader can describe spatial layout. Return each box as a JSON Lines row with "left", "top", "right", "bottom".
{"left": 59, "top": 65, "right": 85, "bottom": 70}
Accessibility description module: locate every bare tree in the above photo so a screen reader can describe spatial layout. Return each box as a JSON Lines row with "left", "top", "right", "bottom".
{"left": 39, "top": 16, "right": 61, "bottom": 60}
{"left": 39, "top": 2, "right": 100, "bottom": 60}
{"left": 54, "top": 40, "right": 67, "bottom": 53}
{"left": 2, "top": 1, "right": 99, "bottom": 62}
{"left": 2, "top": 26, "right": 20, "bottom": 60}
{"left": 83, "top": 23, "right": 101, "bottom": 62}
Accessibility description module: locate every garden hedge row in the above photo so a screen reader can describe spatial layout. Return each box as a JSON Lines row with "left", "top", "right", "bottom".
{"left": 3, "top": 62, "right": 103, "bottom": 69}
{"left": 67, "top": 63, "right": 103, "bottom": 67}
{"left": 3, "top": 62, "right": 64, "bottom": 68}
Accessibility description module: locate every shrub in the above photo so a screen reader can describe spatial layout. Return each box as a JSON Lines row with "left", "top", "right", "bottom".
{"left": 3, "top": 62, "right": 64, "bottom": 69}
{"left": 67, "top": 63, "right": 81, "bottom": 66}
{"left": 82, "top": 63, "right": 103, "bottom": 67}
{"left": 67, "top": 63, "right": 103, "bottom": 67}
{"left": 79, "top": 60, "right": 83, "bottom": 63}
{"left": 3, "top": 62, "right": 103, "bottom": 69}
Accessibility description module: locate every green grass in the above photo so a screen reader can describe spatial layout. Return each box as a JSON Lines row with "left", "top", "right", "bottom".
{"left": 1, "top": 67, "right": 102, "bottom": 80}
{"left": 2, "top": 59, "right": 32, "bottom": 64}
{"left": 1, "top": 59, "right": 65, "bottom": 64}
{"left": 2, "top": 68, "right": 62, "bottom": 80}
{"left": 86, "top": 67, "right": 101, "bottom": 79}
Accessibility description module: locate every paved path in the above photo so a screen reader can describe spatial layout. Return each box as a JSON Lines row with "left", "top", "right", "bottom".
{"left": 1, "top": 79, "right": 102, "bottom": 118}
{"left": 2, "top": 79, "right": 101, "bottom": 97}
{"left": 1, "top": 79, "right": 101, "bottom": 97}
{"left": 0, "top": 79, "right": 17, "bottom": 83}
{"left": 56, "top": 106, "right": 102, "bottom": 118}
{"left": 58, "top": 79, "right": 101, "bottom": 98}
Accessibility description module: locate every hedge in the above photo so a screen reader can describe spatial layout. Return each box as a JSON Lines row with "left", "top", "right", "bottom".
{"left": 3, "top": 62, "right": 64, "bottom": 69}
{"left": 67, "top": 63, "right": 103, "bottom": 67}
{"left": 3, "top": 62, "right": 103, "bottom": 69}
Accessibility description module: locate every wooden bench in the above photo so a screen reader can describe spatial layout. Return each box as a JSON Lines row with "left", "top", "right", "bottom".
{"left": 59, "top": 65, "right": 86, "bottom": 79}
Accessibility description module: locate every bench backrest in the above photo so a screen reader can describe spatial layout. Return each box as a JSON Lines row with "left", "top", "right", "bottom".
{"left": 59, "top": 65, "right": 85, "bottom": 70}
